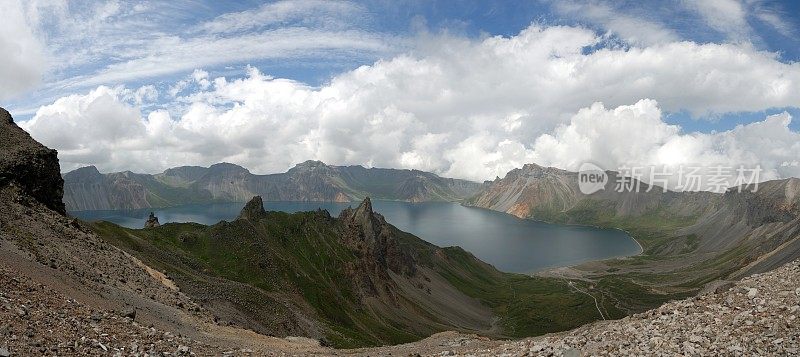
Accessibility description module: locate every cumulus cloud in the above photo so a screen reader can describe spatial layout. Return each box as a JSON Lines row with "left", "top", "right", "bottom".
{"left": 19, "top": 24, "right": 800, "bottom": 184}
{"left": 530, "top": 99, "right": 800, "bottom": 189}
{"left": 0, "top": 0, "right": 45, "bottom": 99}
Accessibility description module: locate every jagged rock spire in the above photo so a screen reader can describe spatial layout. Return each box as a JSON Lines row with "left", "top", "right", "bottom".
{"left": 238, "top": 196, "right": 267, "bottom": 221}
{"left": 339, "top": 196, "right": 417, "bottom": 279}
{"left": 353, "top": 196, "right": 373, "bottom": 217}
{"left": 346, "top": 197, "right": 379, "bottom": 237}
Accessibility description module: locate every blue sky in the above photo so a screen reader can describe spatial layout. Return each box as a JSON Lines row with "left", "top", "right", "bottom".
{"left": 3, "top": 0, "right": 800, "bottom": 183}
{"left": 7, "top": 1, "right": 800, "bottom": 121}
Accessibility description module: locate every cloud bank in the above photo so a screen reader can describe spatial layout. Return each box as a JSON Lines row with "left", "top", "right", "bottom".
{"left": 0, "top": 1, "right": 45, "bottom": 99}
{"left": 19, "top": 24, "right": 800, "bottom": 184}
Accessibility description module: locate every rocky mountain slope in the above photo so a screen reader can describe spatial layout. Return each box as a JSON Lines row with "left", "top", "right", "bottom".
{"left": 465, "top": 163, "right": 712, "bottom": 220}
{"left": 466, "top": 162, "right": 800, "bottom": 311}
{"left": 63, "top": 161, "right": 483, "bottom": 211}
{"left": 0, "top": 108, "right": 65, "bottom": 214}
{"left": 377, "top": 258, "right": 800, "bottom": 356}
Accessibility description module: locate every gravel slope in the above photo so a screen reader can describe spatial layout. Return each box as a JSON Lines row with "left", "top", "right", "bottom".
{"left": 468, "top": 259, "right": 800, "bottom": 356}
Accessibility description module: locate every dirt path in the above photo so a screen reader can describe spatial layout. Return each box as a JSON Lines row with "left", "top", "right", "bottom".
{"left": 567, "top": 281, "right": 605, "bottom": 320}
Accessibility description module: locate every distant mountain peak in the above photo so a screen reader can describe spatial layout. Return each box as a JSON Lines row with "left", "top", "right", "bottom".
{"left": 289, "top": 160, "right": 331, "bottom": 172}
{"left": 63, "top": 165, "right": 102, "bottom": 180}
{"left": 522, "top": 163, "right": 543, "bottom": 170}
{"left": 296, "top": 160, "right": 327, "bottom": 167}
{"left": 76, "top": 165, "right": 100, "bottom": 172}
{"left": 208, "top": 162, "right": 250, "bottom": 174}
{"left": 237, "top": 196, "right": 267, "bottom": 221}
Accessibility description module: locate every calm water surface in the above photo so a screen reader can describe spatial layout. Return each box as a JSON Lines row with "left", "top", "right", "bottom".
{"left": 71, "top": 201, "right": 641, "bottom": 274}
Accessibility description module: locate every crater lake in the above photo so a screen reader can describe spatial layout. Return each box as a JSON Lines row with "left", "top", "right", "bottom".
{"left": 70, "top": 201, "right": 642, "bottom": 274}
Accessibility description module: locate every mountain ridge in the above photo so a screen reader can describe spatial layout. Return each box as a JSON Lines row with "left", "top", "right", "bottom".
{"left": 63, "top": 161, "right": 484, "bottom": 211}
{"left": 466, "top": 162, "right": 800, "bottom": 298}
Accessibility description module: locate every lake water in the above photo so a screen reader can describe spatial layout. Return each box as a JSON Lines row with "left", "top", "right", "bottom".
{"left": 70, "top": 201, "right": 641, "bottom": 274}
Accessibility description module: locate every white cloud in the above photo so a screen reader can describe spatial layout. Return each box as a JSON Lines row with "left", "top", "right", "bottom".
{"left": 682, "top": 0, "right": 751, "bottom": 42}
{"left": 10, "top": 0, "right": 398, "bottom": 95}
{"left": 529, "top": 99, "right": 800, "bottom": 189}
{"left": 198, "top": 0, "right": 367, "bottom": 34}
{"left": 748, "top": 0, "right": 795, "bottom": 38}
{"left": 19, "top": 24, "right": 800, "bottom": 183}
{"left": 551, "top": 1, "right": 680, "bottom": 45}
{"left": 0, "top": 0, "right": 45, "bottom": 99}
{"left": 68, "top": 27, "right": 394, "bottom": 88}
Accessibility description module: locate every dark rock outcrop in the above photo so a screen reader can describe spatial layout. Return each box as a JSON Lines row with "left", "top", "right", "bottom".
{"left": 0, "top": 107, "right": 65, "bottom": 214}
{"left": 144, "top": 212, "right": 160, "bottom": 228}
{"left": 339, "top": 197, "right": 416, "bottom": 281}
{"left": 237, "top": 196, "right": 267, "bottom": 221}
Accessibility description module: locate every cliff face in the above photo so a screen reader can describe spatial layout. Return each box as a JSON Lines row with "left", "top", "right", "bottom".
{"left": 0, "top": 108, "right": 65, "bottom": 214}
{"left": 466, "top": 164, "right": 581, "bottom": 218}
{"left": 339, "top": 197, "right": 417, "bottom": 281}
{"left": 62, "top": 166, "right": 150, "bottom": 210}
{"left": 63, "top": 160, "right": 485, "bottom": 211}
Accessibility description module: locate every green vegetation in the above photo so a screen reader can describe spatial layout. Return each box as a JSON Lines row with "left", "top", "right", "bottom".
{"left": 89, "top": 207, "right": 616, "bottom": 348}
{"left": 520, "top": 198, "right": 716, "bottom": 315}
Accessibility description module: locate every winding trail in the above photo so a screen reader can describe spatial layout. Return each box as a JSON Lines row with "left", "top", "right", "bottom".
{"left": 568, "top": 281, "right": 605, "bottom": 320}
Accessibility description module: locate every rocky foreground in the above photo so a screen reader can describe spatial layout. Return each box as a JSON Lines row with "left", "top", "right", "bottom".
{"left": 8, "top": 258, "right": 793, "bottom": 356}
{"left": 0, "top": 267, "right": 213, "bottom": 356}
{"left": 469, "top": 259, "right": 800, "bottom": 356}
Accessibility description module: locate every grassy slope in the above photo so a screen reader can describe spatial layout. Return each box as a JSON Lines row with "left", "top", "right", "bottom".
{"left": 528, "top": 197, "right": 755, "bottom": 315}
{"left": 90, "top": 210, "right": 608, "bottom": 348}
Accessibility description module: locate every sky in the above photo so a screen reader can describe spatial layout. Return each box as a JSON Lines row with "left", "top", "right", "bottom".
{"left": 2, "top": 0, "right": 800, "bottom": 186}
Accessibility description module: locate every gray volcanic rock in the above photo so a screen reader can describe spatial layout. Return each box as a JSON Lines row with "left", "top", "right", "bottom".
{"left": 63, "top": 167, "right": 151, "bottom": 211}
{"left": 339, "top": 197, "right": 417, "bottom": 281}
{"left": 0, "top": 108, "right": 65, "bottom": 214}
{"left": 159, "top": 166, "right": 209, "bottom": 184}
{"left": 144, "top": 212, "right": 160, "bottom": 228}
{"left": 236, "top": 196, "right": 267, "bottom": 221}
{"left": 473, "top": 259, "right": 800, "bottom": 356}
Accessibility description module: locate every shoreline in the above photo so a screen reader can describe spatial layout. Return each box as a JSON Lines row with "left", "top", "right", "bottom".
{"left": 460, "top": 203, "right": 646, "bottom": 274}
